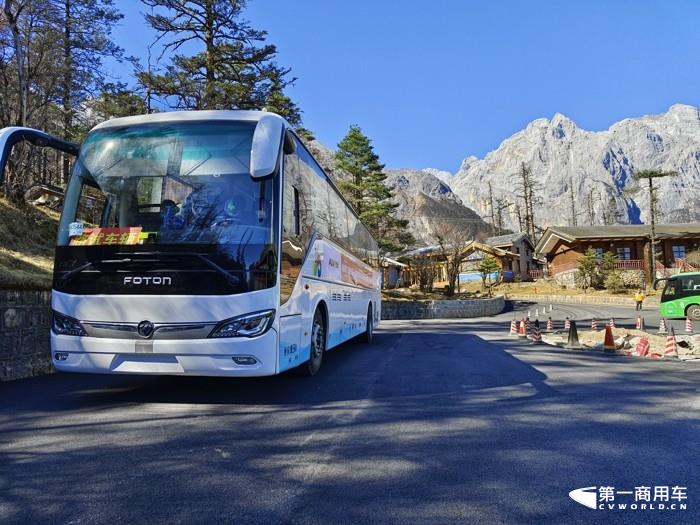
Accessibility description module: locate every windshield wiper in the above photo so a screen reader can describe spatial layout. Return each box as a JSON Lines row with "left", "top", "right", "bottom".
{"left": 122, "top": 251, "right": 241, "bottom": 287}
{"left": 57, "top": 258, "right": 133, "bottom": 286}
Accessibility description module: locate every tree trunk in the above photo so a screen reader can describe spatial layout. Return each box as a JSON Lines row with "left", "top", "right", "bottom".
{"left": 61, "top": 0, "right": 73, "bottom": 183}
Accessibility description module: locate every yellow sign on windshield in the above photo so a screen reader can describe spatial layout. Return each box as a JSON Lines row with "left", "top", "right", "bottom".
{"left": 69, "top": 227, "right": 144, "bottom": 246}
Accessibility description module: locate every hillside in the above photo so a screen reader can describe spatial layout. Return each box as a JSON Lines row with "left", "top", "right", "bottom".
{"left": 445, "top": 104, "right": 700, "bottom": 231}
{"left": 0, "top": 197, "right": 57, "bottom": 290}
{"left": 384, "top": 168, "right": 491, "bottom": 244}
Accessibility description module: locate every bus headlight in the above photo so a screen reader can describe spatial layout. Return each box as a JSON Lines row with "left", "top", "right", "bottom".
{"left": 52, "top": 311, "right": 87, "bottom": 336}
{"left": 209, "top": 310, "right": 275, "bottom": 338}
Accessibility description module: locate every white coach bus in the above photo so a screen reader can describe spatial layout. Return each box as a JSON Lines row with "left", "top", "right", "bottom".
{"left": 0, "top": 111, "right": 381, "bottom": 377}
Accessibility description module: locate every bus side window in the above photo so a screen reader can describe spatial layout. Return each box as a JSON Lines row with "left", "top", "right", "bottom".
{"left": 662, "top": 280, "right": 677, "bottom": 299}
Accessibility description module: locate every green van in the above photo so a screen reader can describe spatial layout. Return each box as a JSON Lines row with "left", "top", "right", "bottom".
{"left": 656, "top": 272, "right": 700, "bottom": 320}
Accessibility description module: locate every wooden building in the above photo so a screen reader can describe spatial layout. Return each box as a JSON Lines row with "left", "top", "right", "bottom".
{"left": 535, "top": 224, "right": 700, "bottom": 282}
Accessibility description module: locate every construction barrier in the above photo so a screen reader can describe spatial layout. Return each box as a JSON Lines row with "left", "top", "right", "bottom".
{"left": 635, "top": 338, "right": 650, "bottom": 357}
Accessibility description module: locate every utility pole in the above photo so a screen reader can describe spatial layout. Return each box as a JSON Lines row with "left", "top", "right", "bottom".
{"left": 632, "top": 169, "right": 677, "bottom": 286}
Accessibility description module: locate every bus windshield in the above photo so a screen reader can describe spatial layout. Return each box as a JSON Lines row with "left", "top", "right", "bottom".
{"left": 54, "top": 120, "right": 278, "bottom": 295}
{"left": 58, "top": 121, "right": 273, "bottom": 248}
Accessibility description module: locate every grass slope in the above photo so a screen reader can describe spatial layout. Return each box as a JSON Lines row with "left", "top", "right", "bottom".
{"left": 0, "top": 197, "right": 58, "bottom": 290}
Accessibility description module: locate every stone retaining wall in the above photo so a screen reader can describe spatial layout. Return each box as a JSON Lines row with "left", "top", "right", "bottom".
{"left": 506, "top": 293, "right": 659, "bottom": 307}
{"left": 0, "top": 290, "right": 53, "bottom": 381}
{"left": 381, "top": 296, "right": 505, "bottom": 320}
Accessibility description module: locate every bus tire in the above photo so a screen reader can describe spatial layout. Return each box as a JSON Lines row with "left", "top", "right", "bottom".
{"left": 686, "top": 304, "right": 700, "bottom": 321}
{"left": 362, "top": 304, "right": 374, "bottom": 344}
{"left": 294, "top": 308, "right": 325, "bottom": 377}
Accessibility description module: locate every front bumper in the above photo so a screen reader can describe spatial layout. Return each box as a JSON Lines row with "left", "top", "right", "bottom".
{"left": 50, "top": 328, "right": 279, "bottom": 377}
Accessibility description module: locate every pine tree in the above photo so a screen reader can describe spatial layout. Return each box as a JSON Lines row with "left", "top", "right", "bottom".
{"left": 334, "top": 125, "right": 412, "bottom": 251}
{"left": 138, "top": 0, "right": 301, "bottom": 124}
{"left": 50, "top": 0, "right": 124, "bottom": 179}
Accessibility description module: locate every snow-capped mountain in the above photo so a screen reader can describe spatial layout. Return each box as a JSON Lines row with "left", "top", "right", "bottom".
{"left": 446, "top": 104, "right": 700, "bottom": 231}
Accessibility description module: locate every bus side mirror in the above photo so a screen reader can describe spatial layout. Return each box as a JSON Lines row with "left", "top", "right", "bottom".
{"left": 0, "top": 127, "right": 79, "bottom": 185}
{"left": 250, "top": 115, "right": 285, "bottom": 180}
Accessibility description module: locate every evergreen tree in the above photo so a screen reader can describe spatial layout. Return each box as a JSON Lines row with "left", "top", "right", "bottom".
{"left": 50, "top": 0, "right": 124, "bottom": 178}
{"left": 575, "top": 248, "right": 599, "bottom": 292}
{"left": 334, "top": 125, "right": 413, "bottom": 252}
{"left": 138, "top": 0, "right": 301, "bottom": 123}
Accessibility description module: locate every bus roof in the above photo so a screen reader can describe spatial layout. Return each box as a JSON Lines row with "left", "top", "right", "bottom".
{"left": 669, "top": 272, "right": 700, "bottom": 279}
{"left": 91, "top": 110, "right": 290, "bottom": 132}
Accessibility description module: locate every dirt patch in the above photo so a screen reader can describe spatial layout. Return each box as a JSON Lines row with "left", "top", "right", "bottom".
{"left": 540, "top": 327, "right": 700, "bottom": 361}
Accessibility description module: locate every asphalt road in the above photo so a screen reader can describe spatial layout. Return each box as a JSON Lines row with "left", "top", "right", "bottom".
{"left": 1, "top": 301, "right": 699, "bottom": 525}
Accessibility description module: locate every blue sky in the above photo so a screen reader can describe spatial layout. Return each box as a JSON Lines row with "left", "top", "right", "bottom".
{"left": 110, "top": 0, "right": 700, "bottom": 172}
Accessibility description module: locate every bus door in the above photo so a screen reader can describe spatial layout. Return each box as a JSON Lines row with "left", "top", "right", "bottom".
{"left": 659, "top": 278, "right": 682, "bottom": 317}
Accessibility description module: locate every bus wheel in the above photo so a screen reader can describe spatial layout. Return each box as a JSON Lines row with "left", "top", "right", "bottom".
{"left": 363, "top": 304, "right": 374, "bottom": 344}
{"left": 687, "top": 304, "right": 700, "bottom": 321}
{"left": 295, "top": 308, "right": 325, "bottom": 377}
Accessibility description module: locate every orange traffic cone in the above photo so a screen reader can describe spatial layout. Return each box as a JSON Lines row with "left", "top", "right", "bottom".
{"left": 509, "top": 319, "right": 517, "bottom": 336}
{"left": 591, "top": 318, "right": 598, "bottom": 331}
{"left": 603, "top": 325, "right": 615, "bottom": 353}
{"left": 546, "top": 317, "right": 553, "bottom": 332}
{"left": 564, "top": 317, "right": 570, "bottom": 330}
{"left": 658, "top": 318, "right": 668, "bottom": 334}
{"left": 685, "top": 317, "right": 694, "bottom": 334}
{"left": 518, "top": 319, "right": 527, "bottom": 338}
{"left": 635, "top": 315, "right": 641, "bottom": 329}
{"left": 664, "top": 327, "right": 678, "bottom": 358}
{"left": 609, "top": 317, "right": 616, "bottom": 329}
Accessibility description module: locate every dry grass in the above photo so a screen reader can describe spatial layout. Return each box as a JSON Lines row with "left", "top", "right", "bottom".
{"left": 0, "top": 197, "right": 57, "bottom": 290}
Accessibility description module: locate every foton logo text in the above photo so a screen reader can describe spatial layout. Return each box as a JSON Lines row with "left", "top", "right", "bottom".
{"left": 123, "top": 276, "right": 172, "bottom": 286}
